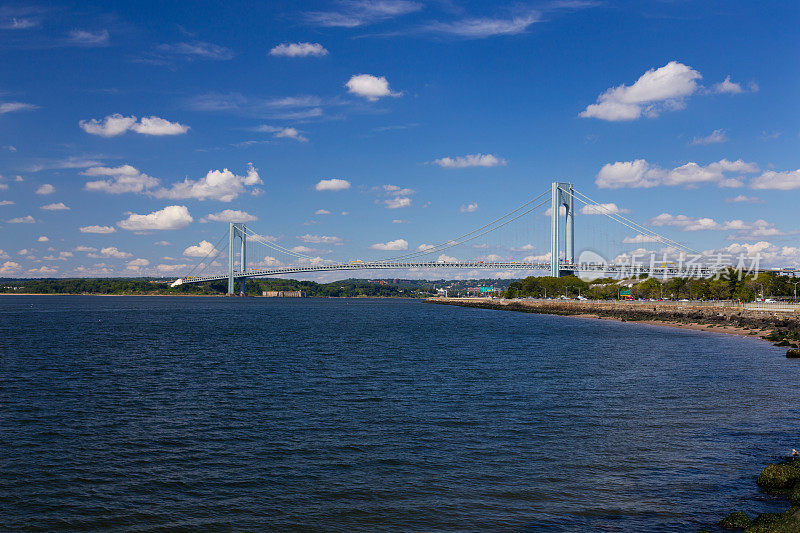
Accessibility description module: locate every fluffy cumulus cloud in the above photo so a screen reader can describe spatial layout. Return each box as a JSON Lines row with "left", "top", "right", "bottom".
{"left": 269, "top": 42, "right": 328, "bottom": 57}
{"left": 297, "top": 234, "right": 343, "bottom": 244}
{"left": 100, "top": 247, "right": 132, "bottom": 259}
{"left": 379, "top": 184, "right": 414, "bottom": 209}
{"left": 430, "top": 153, "right": 506, "bottom": 168}
{"left": 580, "top": 61, "right": 702, "bottom": 121}
{"left": 460, "top": 202, "right": 478, "bottom": 213}
{"left": 691, "top": 129, "right": 728, "bottom": 145}
{"left": 37, "top": 236, "right": 48, "bottom": 242}
{"left": 83, "top": 165, "right": 160, "bottom": 194}
{"left": 8, "top": 215, "right": 35, "bottom": 223}
{"left": 345, "top": 74, "right": 401, "bottom": 101}
{"left": 80, "top": 114, "right": 189, "bottom": 137}
{"left": 80, "top": 225, "right": 116, "bottom": 234}
{"left": 204, "top": 209, "right": 257, "bottom": 223}
{"left": 41, "top": 202, "right": 69, "bottom": 210}
{"left": 35, "top": 183, "right": 55, "bottom": 195}
{"left": 315, "top": 209, "right": 330, "bottom": 215}
{"left": 260, "top": 256, "right": 282, "bottom": 267}
{"left": 750, "top": 169, "right": 800, "bottom": 190}
{"left": 437, "top": 253, "right": 457, "bottom": 263}
{"left": 649, "top": 213, "right": 786, "bottom": 239}
{"left": 152, "top": 164, "right": 261, "bottom": 202}
{"left": 315, "top": 178, "right": 351, "bottom": 191}
{"left": 183, "top": 240, "right": 218, "bottom": 257}
{"left": 0, "top": 261, "right": 17, "bottom": 274}
{"left": 370, "top": 239, "right": 408, "bottom": 251}
{"left": 595, "top": 158, "right": 758, "bottom": 189}
{"left": 117, "top": 205, "right": 193, "bottom": 231}
{"left": 712, "top": 76, "right": 757, "bottom": 94}
{"left": 126, "top": 258, "right": 150, "bottom": 270}
{"left": 580, "top": 203, "right": 630, "bottom": 215}
{"left": 704, "top": 242, "right": 800, "bottom": 268}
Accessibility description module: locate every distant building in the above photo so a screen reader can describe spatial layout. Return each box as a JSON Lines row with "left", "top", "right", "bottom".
{"left": 262, "top": 291, "right": 306, "bottom": 297}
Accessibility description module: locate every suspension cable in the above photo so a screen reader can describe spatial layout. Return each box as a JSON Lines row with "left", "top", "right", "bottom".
{"left": 376, "top": 189, "right": 550, "bottom": 262}
{"left": 182, "top": 229, "right": 230, "bottom": 278}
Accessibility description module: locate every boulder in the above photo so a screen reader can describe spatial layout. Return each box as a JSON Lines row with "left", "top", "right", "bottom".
{"left": 745, "top": 507, "right": 800, "bottom": 532}
{"left": 719, "top": 511, "right": 751, "bottom": 529}
{"left": 757, "top": 460, "right": 800, "bottom": 490}
{"left": 790, "top": 484, "right": 800, "bottom": 506}
{"left": 786, "top": 349, "right": 800, "bottom": 358}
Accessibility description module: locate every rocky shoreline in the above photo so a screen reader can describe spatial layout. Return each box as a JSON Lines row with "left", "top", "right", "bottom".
{"left": 427, "top": 297, "right": 800, "bottom": 351}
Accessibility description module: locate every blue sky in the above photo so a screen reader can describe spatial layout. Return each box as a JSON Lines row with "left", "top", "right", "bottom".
{"left": 1, "top": 0, "right": 798, "bottom": 279}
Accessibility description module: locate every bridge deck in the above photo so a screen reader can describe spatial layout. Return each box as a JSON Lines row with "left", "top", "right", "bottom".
{"left": 171, "top": 261, "right": 742, "bottom": 286}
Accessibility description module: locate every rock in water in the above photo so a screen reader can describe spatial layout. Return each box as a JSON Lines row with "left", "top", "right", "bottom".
{"left": 746, "top": 507, "right": 800, "bottom": 532}
{"left": 787, "top": 349, "right": 800, "bottom": 358}
{"left": 718, "top": 511, "right": 751, "bottom": 529}
{"left": 757, "top": 459, "right": 800, "bottom": 490}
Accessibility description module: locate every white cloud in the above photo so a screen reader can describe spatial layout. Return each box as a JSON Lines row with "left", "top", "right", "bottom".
{"left": 290, "top": 245, "right": 314, "bottom": 253}
{"left": 152, "top": 164, "right": 261, "bottom": 202}
{"left": 298, "top": 234, "right": 342, "bottom": 244}
{"left": 579, "top": 203, "right": 630, "bottom": 215}
{"left": 8, "top": 215, "right": 34, "bottom": 223}
{"left": 183, "top": 240, "right": 218, "bottom": 257}
{"left": 41, "top": 202, "right": 69, "bottom": 210}
{"left": 392, "top": 219, "right": 407, "bottom": 224}
{"left": 384, "top": 197, "right": 411, "bottom": 209}
{"left": 750, "top": 169, "right": 800, "bottom": 190}
{"left": 83, "top": 165, "right": 160, "bottom": 194}
{"left": 80, "top": 114, "right": 189, "bottom": 137}
{"left": 315, "top": 178, "right": 351, "bottom": 191}
{"left": 269, "top": 42, "right": 329, "bottom": 57}
{"left": 523, "top": 252, "right": 552, "bottom": 262}
{"left": 132, "top": 116, "right": 190, "bottom": 136}
{"left": 35, "top": 183, "right": 55, "bottom": 195}
{"left": 260, "top": 256, "right": 281, "bottom": 267}
{"left": 431, "top": 153, "right": 506, "bottom": 168}
{"left": 315, "top": 209, "right": 331, "bottom": 215}
{"left": 510, "top": 244, "right": 536, "bottom": 251}
{"left": 154, "top": 241, "right": 171, "bottom": 246}
{"left": 305, "top": 0, "right": 421, "bottom": 27}
{"left": 28, "top": 266, "right": 58, "bottom": 275}
{"left": 370, "top": 238, "right": 408, "bottom": 251}
{"left": 648, "top": 213, "right": 786, "bottom": 239}
{"left": 345, "top": 74, "right": 401, "bottom": 101}
{"left": 0, "top": 250, "right": 7, "bottom": 259}
{"left": 67, "top": 29, "right": 109, "bottom": 47}
{"left": 580, "top": 61, "right": 701, "bottom": 121}
{"left": 437, "top": 253, "right": 457, "bottom": 263}
{"left": 256, "top": 124, "right": 308, "bottom": 142}
{"left": 117, "top": 205, "right": 193, "bottom": 231}
{"left": 0, "top": 102, "right": 39, "bottom": 114}
{"left": 0, "top": 200, "right": 13, "bottom": 206}
{"left": 726, "top": 195, "right": 762, "bottom": 204}
{"left": 417, "top": 243, "right": 435, "bottom": 251}
{"left": 126, "top": 258, "right": 150, "bottom": 270}
{"left": 460, "top": 202, "right": 478, "bottom": 213}
{"left": 37, "top": 236, "right": 48, "bottom": 242}
{"left": 691, "top": 129, "right": 728, "bottom": 145}
{"left": 595, "top": 158, "right": 759, "bottom": 189}
{"left": 622, "top": 234, "right": 660, "bottom": 244}
{"left": 704, "top": 242, "right": 800, "bottom": 268}
{"left": 424, "top": 12, "right": 540, "bottom": 38}
{"left": 204, "top": 209, "right": 257, "bottom": 223}
{"left": 80, "top": 225, "right": 116, "bottom": 234}
{"left": 712, "top": 76, "right": 757, "bottom": 94}
{"left": 74, "top": 246, "right": 97, "bottom": 252}
{"left": 100, "top": 246, "right": 132, "bottom": 259}
{"left": 157, "top": 263, "right": 189, "bottom": 273}
{"left": 79, "top": 114, "right": 135, "bottom": 137}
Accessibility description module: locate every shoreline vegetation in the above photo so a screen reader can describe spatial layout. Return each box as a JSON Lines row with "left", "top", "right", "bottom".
{"left": 426, "top": 297, "right": 800, "bottom": 350}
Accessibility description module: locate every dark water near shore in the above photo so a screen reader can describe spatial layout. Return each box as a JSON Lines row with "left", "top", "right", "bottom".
{"left": 1, "top": 296, "right": 799, "bottom": 531}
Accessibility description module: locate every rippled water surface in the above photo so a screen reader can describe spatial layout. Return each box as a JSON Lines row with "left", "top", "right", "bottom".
{"left": 1, "top": 296, "right": 799, "bottom": 531}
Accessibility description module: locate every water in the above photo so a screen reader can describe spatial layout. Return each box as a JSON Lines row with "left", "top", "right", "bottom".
{"left": 1, "top": 296, "right": 798, "bottom": 531}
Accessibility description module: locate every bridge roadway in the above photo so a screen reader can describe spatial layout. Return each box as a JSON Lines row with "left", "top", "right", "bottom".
{"left": 171, "top": 261, "right": 739, "bottom": 286}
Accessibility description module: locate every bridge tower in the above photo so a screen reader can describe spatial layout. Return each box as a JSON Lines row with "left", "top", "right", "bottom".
{"left": 550, "top": 182, "right": 575, "bottom": 277}
{"left": 228, "top": 222, "right": 247, "bottom": 295}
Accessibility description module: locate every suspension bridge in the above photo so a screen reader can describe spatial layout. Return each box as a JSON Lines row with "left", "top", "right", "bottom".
{"left": 171, "top": 182, "right": 797, "bottom": 295}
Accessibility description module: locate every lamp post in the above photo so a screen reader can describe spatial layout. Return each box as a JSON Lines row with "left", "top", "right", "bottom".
{"left": 793, "top": 281, "right": 800, "bottom": 301}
